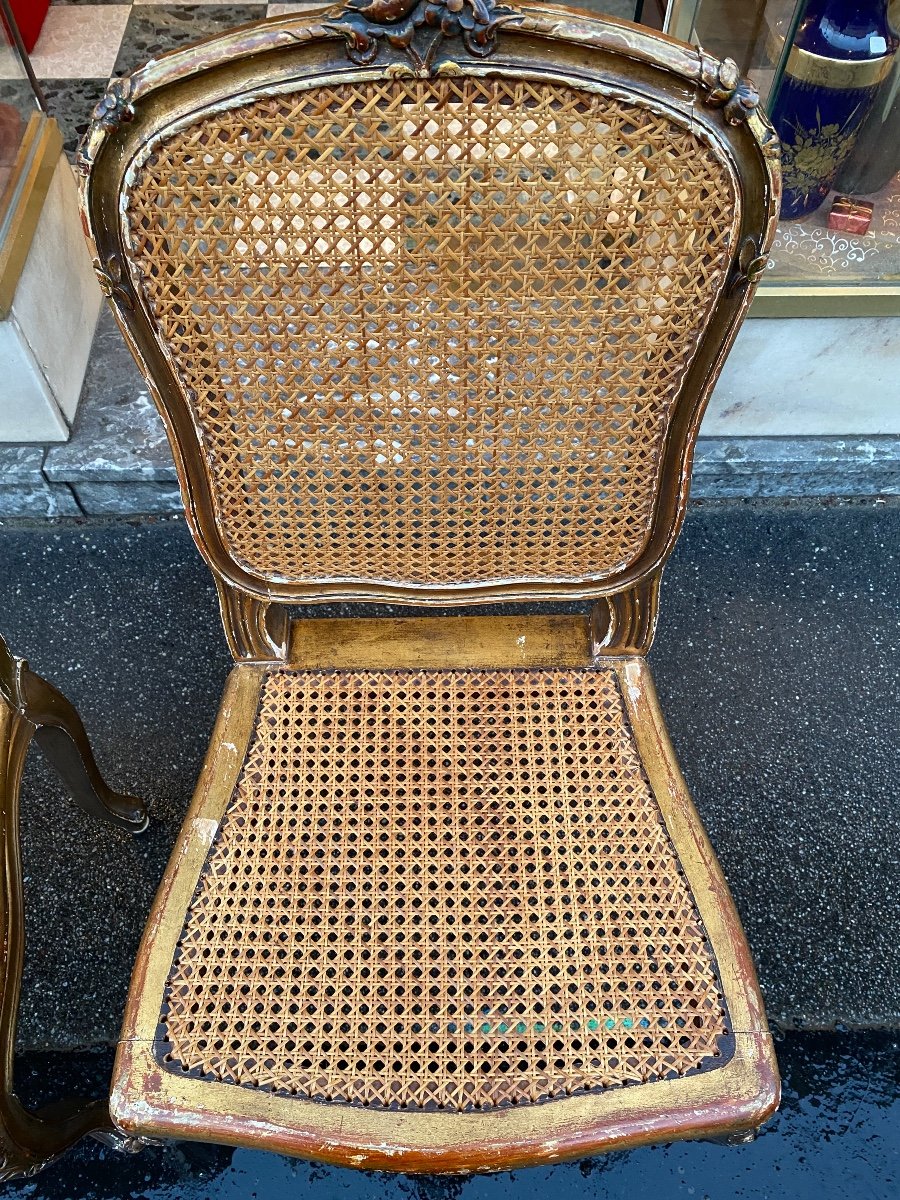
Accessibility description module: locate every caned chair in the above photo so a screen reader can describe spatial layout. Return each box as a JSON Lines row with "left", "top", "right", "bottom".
{"left": 0, "top": 634, "right": 146, "bottom": 1179}
{"left": 76, "top": 0, "right": 780, "bottom": 1174}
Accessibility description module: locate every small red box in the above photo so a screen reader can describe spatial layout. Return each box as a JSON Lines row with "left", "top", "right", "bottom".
{"left": 827, "top": 195, "right": 874, "bottom": 236}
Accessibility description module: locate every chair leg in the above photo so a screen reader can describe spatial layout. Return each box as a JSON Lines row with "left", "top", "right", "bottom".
{"left": 0, "top": 639, "right": 149, "bottom": 1180}
{"left": 33, "top": 720, "right": 147, "bottom": 833}
{"left": 12, "top": 655, "right": 147, "bottom": 833}
{"left": 0, "top": 710, "right": 138, "bottom": 1181}
{"left": 90, "top": 1126, "right": 153, "bottom": 1154}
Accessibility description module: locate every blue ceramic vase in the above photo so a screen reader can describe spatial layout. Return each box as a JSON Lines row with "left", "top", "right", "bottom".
{"left": 770, "top": 0, "right": 898, "bottom": 218}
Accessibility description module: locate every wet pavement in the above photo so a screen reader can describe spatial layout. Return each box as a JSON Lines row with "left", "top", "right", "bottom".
{"left": 0, "top": 497, "right": 897, "bottom": 1049}
{"left": 2, "top": 1032, "right": 898, "bottom": 1198}
{"left": 0, "top": 498, "right": 897, "bottom": 1194}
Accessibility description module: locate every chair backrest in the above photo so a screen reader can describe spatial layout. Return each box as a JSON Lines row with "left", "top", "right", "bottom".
{"left": 79, "top": 1, "right": 779, "bottom": 655}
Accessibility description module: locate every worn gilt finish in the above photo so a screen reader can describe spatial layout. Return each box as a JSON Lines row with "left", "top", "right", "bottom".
{"left": 78, "top": 0, "right": 780, "bottom": 648}
{"left": 75, "top": 0, "right": 782, "bottom": 1174}
{"left": 699, "top": 52, "right": 760, "bottom": 126}
{"left": 0, "top": 636, "right": 147, "bottom": 1179}
{"left": 112, "top": 655, "right": 779, "bottom": 1171}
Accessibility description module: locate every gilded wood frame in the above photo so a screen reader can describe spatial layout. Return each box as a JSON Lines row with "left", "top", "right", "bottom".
{"left": 78, "top": 1, "right": 781, "bottom": 661}
{"left": 73, "top": 6, "right": 783, "bottom": 1173}
{"left": 111, "top": 642, "right": 778, "bottom": 1173}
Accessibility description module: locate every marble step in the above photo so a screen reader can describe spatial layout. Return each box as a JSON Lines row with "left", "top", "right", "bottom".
{"left": 2, "top": 312, "right": 898, "bottom": 517}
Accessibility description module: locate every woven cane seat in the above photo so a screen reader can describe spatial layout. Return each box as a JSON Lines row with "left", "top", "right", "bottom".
{"left": 112, "top": 651, "right": 777, "bottom": 1168}
{"left": 159, "top": 666, "right": 729, "bottom": 1110}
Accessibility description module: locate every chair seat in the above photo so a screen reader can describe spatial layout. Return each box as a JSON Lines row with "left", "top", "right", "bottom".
{"left": 111, "top": 646, "right": 777, "bottom": 1172}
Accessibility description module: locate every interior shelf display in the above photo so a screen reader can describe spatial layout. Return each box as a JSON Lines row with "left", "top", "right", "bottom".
{"left": 0, "top": 0, "right": 58, "bottom": 318}
{"left": 665, "top": 0, "right": 900, "bottom": 313}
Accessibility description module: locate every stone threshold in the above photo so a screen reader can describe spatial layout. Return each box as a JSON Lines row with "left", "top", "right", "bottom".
{"left": 3, "top": 434, "right": 898, "bottom": 518}
{"left": 2, "top": 310, "right": 898, "bottom": 516}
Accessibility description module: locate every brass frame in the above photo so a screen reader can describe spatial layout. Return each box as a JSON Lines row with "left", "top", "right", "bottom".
{"left": 663, "top": 0, "right": 900, "bottom": 318}
{"left": 0, "top": 635, "right": 147, "bottom": 1179}
{"left": 663, "top": 0, "right": 702, "bottom": 45}
{"left": 752, "top": 284, "right": 900, "bottom": 318}
{"left": 0, "top": 114, "right": 63, "bottom": 320}
{"left": 78, "top": 0, "right": 781, "bottom": 660}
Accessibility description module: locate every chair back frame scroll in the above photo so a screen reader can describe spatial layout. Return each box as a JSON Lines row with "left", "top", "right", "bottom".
{"left": 78, "top": 0, "right": 780, "bottom": 661}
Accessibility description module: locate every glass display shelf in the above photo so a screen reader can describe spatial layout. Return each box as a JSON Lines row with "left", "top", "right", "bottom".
{"left": 0, "top": 0, "right": 61, "bottom": 318}
{"left": 665, "top": 0, "right": 900, "bottom": 313}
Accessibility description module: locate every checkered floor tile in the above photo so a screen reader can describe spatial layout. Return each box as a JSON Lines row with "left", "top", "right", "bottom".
{"left": 18, "top": 0, "right": 638, "bottom": 159}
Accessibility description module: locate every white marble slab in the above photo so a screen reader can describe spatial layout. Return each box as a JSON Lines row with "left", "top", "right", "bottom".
{"left": 704, "top": 316, "right": 900, "bottom": 437}
{"left": 0, "top": 155, "right": 101, "bottom": 442}
{"left": 0, "top": 320, "right": 68, "bottom": 441}
{"left": 0, "top": 45, "right": 21, "bottom": 82}
{"left": 27, "top": 6, "right": 131, "bottom": 80}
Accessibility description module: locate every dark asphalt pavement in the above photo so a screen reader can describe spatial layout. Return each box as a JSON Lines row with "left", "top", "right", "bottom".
{"left": 0, "top": 497, "right": 896, "bottom": 1049}
{"left": 0, "top": 497, "right": 897, "bottom": 1196}
{"left": 1, "top": 1033, "right": 897, "bottom": 1199}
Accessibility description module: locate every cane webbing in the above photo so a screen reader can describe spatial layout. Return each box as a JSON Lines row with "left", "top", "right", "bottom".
{"left": 124, "top": 76, "right": 738, "bottom": 588}
{"left": 159, "top": 667, "right": 731, "bottom": 1110}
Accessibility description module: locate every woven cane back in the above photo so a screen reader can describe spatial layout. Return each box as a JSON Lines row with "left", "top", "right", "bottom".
{"left": 123, "top": 78, "right": 736, "bottom": 589}
{"left": 79, "top": 5, "right": 779, "bottom": 614}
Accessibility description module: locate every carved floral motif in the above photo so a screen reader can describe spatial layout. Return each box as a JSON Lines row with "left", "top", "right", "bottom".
{"left": 702, "top": 56, "right": 760, "bottom": 125}
{"left": 75, "top": 77, "right": 135, "bottom": 174}
{"left": 90, "top": 76, "right": 135, "bottom": 130}
{"left": 92, "top": 254, "right": 134, "bottom": 310}
{"left": 325, "top": 0, "right": 515, "bottom": 70}
{"left": 727, "top": 234, "right": 768, "bottom": 296}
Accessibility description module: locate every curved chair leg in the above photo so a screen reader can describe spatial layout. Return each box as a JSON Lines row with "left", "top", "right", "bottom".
{"left": 0, "top": 635, "right": 148, "bottom": 1179}
{"left": 32, "top": 718, "right": 147, "bottom": 833}
{"left": 1, "top": 638, "right": 147, "bottom": 833}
